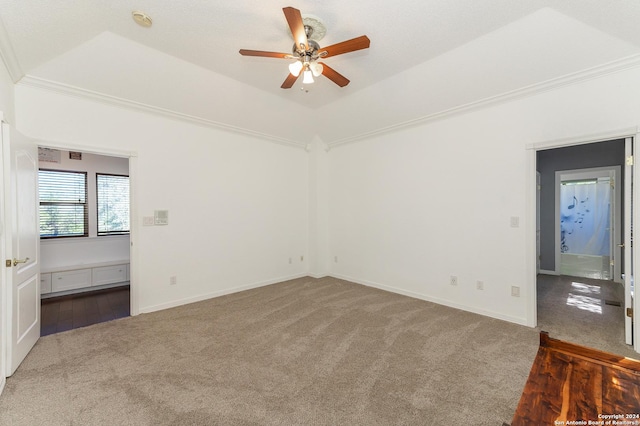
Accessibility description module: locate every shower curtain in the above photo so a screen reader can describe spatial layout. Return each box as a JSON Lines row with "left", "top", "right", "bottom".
{"left": 560, "top": 178, "right": 611, "bottom": 256}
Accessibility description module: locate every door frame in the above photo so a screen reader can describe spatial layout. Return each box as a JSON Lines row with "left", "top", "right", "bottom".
{"left": 526, "top": 126, "right": 640, "bottom": 353}
{"left": 31, "top": 140, "right": 140, "bottom": 317}
{"left": 554, "top": 166, "right": 621, "bottom": 281}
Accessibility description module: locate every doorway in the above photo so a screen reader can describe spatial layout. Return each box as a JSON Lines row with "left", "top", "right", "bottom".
{"left": 37, "top": 148, "right": 132, "bottom": 335}
{"left": 534, "top": 136, "right": 636, "bottom": 354}
{"left": 556, "top": 167, "right": 620, "bottom": 281}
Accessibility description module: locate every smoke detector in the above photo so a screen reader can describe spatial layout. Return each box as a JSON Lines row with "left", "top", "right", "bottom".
{"left": 132, "top": 11, "right": 152, "bottom": 28}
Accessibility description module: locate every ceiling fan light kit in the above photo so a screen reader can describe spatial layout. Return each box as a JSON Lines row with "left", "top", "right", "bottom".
{"left": 239, "top": 7, "right": 370, "bottom": 89}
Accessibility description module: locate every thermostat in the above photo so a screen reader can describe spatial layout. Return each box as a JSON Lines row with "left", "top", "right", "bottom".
{"left": 154, "top": 210, "right": 169, "bottom": 225}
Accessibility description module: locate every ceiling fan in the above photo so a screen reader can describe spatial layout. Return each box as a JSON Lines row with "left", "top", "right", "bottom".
{"left": 239, "top": 7, "right": 370, "bottom": 89}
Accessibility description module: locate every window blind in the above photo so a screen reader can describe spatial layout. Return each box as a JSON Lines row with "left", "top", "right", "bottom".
{"left": 39, "top": 169, "right": 88, "bottom": 238}
{"left": 97, "top": 173, "right": 130, "bottom": 235}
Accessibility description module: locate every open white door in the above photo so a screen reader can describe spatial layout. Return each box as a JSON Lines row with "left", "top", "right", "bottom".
{"left": 624, "top": 137, "right": 633, "bottom": 347}
{"left": 537, "top": 172, "right": 541, "bottom": 274}
{"left": 2, "top": 122, "right": 40, "bottom": 376}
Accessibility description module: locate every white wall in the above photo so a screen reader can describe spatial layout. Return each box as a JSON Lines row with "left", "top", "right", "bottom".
{"left": 39, "top": 151, "right": 130, "bottom": 271}
{"left": 12, "top": 62, "right": 640, "bottom": 329}
{"left": 328, "top": 66, "right": 640, "bottom": 326}
{"left": 16, "top": 85, "right": 309, "bottom": 313}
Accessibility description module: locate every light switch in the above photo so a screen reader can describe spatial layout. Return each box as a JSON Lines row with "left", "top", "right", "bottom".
{"left": 510, "top": 216, "right": 520, "bottom": 228}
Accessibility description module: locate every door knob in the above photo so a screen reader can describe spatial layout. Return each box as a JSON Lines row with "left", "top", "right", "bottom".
{"left": 618, "top": 244, "right": 625, "bottom": 248}
{"left": 12, "top": 257, "right": 30, "bottom": 266}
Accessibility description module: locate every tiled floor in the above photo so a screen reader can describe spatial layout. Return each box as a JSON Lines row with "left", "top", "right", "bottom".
{"left": 41, "top": 286, "right": 130, "bottom": 336}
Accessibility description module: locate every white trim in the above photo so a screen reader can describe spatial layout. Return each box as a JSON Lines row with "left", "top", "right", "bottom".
{"left": 633, "top": 133, "right": 640, "bottom": 353}
{"left": 624, "top": 137, "right": 633, "bottom": 345}
{"left": 527, "top": 127, "right": 639, "bottom": 151}
{"left": 18, "top": 76, "right": 306, "bottom": 150}
{"left": 331, "top": 273, "right": 529, "bottom": 326}
{"left": 36, "top": 139, "right": 135, "bottom": 159}
{"left": 328, "top": 54, "right": 640, "bottom": 148}
{"left": 0, "top": 17, "right": 23, "bottom": 83}
{"left": 139, "top": 273, "right": 308, "bottom": 314}
{"left": 128, "top": 155, "right": 139, "bottom": 316}
{"left": 526, "top": 148, "right": 538, "bottom": 327}
{"left": 308, "top": 273, "right": 328, "bottom": 279}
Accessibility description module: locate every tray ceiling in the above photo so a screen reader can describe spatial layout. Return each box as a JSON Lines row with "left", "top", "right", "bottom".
{"left": 1, "top": 1, "right": 639, "bottom": 145}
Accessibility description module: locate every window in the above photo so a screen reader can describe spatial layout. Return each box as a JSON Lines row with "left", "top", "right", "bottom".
{"left": 97, "top": 173, "right": 130, "bottom": 235}
{"left": 39, "top": 169, "right": 88, "bottom": 238}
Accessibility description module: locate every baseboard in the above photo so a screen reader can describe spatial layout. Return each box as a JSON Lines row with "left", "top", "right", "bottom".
{"left": 330, "top": 273, "right": 529, "bottom": 326}
{"left": 308, "top": 273, "right": 328, "bottom": 279}
{"left": 0, "top": 375, "right": 5, "bottom": 397}
{"left": 139, "top": 273, "right": 309, "bottom": 314}
{"left": 538, "top": 269, "right": 559, "bottom": 276}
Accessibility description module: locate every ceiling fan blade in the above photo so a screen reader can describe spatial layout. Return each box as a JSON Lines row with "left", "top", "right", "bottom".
{"left": 283, "top": 7, "right": 308, "bottom": 51}
{"left": 239, "top": 49, "right": 292, "bottom": 59}
{"left": 281, "top": 73, "right": 300, "bottom": 89}
{"left": 320, "top": 35, "right": 370, "bottom": 58}
{"left": 320, "top": 63, "right": 350, "bottom": 87}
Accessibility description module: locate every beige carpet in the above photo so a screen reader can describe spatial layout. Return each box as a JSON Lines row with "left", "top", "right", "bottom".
{"left": 0, "top": 277, "right": 540, "bottom": 425}
{"left": 536, "top": 274, "right": 638, "bottom": 359}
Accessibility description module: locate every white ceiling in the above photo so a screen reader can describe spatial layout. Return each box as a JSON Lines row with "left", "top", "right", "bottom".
{"left": 1, "top": 1, "right": 639, "bottom": 146}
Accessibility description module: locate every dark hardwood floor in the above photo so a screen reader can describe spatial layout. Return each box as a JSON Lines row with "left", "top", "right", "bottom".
{"left": 509, "top": 332, "right": 640, "bottom": 425}
{"left": 41, "top": 286, "right": 130, "bottom": 336}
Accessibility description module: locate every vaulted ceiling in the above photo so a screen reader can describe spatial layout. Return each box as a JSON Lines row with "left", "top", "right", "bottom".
{"left": 1, "top": 1, "right": 639, "bottom": 146}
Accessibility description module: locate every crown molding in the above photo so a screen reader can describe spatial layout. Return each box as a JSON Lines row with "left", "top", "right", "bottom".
{"left": 17, "top": 75, "right": 306, "bottom": 149}
{"left": 0, "top": 16, "right": 24, "bottom": 82}
{"left": 327, "top": 53, "right": 640, "bottom": 149}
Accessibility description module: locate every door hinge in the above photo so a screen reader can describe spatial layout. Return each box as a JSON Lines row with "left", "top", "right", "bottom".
{"left": 5, "top": 259, "right": 11, "bottom": 267}
{"left": 627, "top": 307, "right": 634, "bottom": 319}
{"left": 627, "top": 155, "right": 634, "bottom": 166}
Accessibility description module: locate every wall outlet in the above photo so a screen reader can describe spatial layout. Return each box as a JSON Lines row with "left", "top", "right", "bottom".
{"left": 510, "top": 216, "right": 520, "bottom": 228}
{"left": 300, "top": 255, "right": 304, "bottom": 262}
{"left": 476, "top": 281, "right": 484, "bottom": 290}
{"left": 170, "top": 276, "right": 177, "bottom": 286}
{"left": 288, "top": 257, "right": 292, "bottom": 264}
{"left": 450, "top": 275, "right": 458, "bottom": 286}
{"left": 143, "top": 216, "right": 155, "bottom": 226}
{"left": 511, "top": 286, "right": 520, "bottom": 297}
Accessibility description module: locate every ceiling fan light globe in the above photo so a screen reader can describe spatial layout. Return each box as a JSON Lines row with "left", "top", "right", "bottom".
{"left": 303, "top": 70, "right": 314, "bottom": 84}
{"left": 288, "top": 61, "right": 303, "bottom": 77}
{"left": 310, "top": 62, "right": 323, "bottom": 77}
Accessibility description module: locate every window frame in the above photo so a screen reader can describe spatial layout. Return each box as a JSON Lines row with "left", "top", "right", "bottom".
{"left": 96, "top": 172, "right": 130, "bottom": 236}
{"left": 38, "top": 168, "right": 89, "bottom": 239}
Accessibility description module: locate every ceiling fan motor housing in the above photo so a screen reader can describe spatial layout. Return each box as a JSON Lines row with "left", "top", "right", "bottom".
{"left": 293, "top": 39, "right": 320, "bottom": 59}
